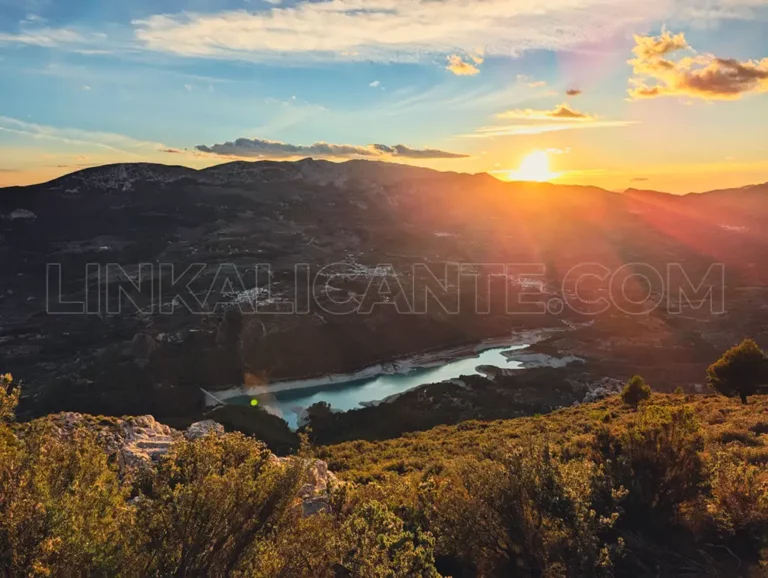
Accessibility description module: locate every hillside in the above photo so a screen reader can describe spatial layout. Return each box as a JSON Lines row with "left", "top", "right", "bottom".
{"left": 319, "top": 392, "right": 768, "bottom": 482}
{"left": 2, "top": 367, "right": 768, "bottom": 576}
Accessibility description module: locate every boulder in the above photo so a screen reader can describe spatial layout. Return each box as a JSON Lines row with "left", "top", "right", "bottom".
{"left": 185, "top": 419, "right": 225, "bottom": 440}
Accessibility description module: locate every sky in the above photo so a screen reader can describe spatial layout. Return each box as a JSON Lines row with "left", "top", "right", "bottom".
{"left": 1, "top": 0, "right": 767, "bottom": 193}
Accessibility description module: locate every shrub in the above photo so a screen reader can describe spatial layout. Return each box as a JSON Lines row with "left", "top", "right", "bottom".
{"left": 620, "top": 375, "right": 652, "bottom": 409}
{"left": 338, "top": 500, "right": 439, "bottom": 578}
{"left": 130, "top": 432, "right": 307, "bottom": 576}
{"left": 703, "top": 451, "right": 768, "bottom": 543}
{"left": 429, "top": 443, "right": 624, "bottom": 577}
{"left": 0, "top": 422, "right": 130, "bottom": 576}
{"left": 592, "top": 405, "right": 704, "bottom": 528}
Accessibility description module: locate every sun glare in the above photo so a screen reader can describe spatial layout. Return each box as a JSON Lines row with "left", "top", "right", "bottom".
{"left": 508, "top": 151, "right": 559, "bottom": 182}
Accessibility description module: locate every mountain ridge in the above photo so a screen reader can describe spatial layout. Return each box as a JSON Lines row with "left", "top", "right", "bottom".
{"left": 2, "top": 158, "right": 766, "bottom": 198}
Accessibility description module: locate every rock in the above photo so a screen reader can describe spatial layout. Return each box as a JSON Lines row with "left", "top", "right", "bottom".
{"left": 117, "top": 415, "right": 177, "bottom": 471}
{"left": 185, "top": 420, "right": 225, "bottom": 440}
{"left": 269, "top": 455, "right": 339, "bottom": 516}
{"left": 297, "top": 458, "right": 339, "bottom": 516}
{"left": 48, "top": 413, "right": 178, "bottom": 473}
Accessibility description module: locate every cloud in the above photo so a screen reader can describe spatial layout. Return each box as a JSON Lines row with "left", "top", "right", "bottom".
{"left": 631, "top": 177, "right": 650, "bottom": 182}
{"left": 0, "top": 116, "right": 169, "bottom": 156}
{"left": 195, "top": 138, "right": 467, "bottom": 159}
{"left": 469, "top": 52, "right": 484, "bottom": 65}
{"left": 566, "top": 88, "right": 582, "bottom": 96}
{"left": 633, "top": 30, "right": 688, "bottom": 60}
{"left": 516, "top": 74, "right": 546, "bottom": 87}
{"left": 369, "top": 144, "right": 468, "bottom": 159}
{"left": 369, "top": 80, "right": 380, "bottom": 88}
{"left": 464, "top": 120, "right": 637, "bottom": 137}
{"left": 161, "top": 148, "right": 184, "bottom": 154}
{"left": 82, "top": 85, "right": 91, "bottom": 91}
{"left": 0, "top": 27, "right": 85, "bottom": 47}
{"left": 446, "top": 55, "right": 479, "bottom": 76}
{"left": 497, "top": 103, "right": 594, "bottom": 121}
{"left": 53, "top": 163, "right": 97, "bottom": 169}
{"left": 131, "top": 0, "right": 765, "bottom": 64}
{"left": 628, "top": 30, "right": 768, "bottom": 100}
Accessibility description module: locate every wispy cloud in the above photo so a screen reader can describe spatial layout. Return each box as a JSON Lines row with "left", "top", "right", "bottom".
{"left": 628, "top": 30, "right": 768, "bottom": 100}
{"left": 498, "top": 103, "right": 594, "bottom": 121}
{"left": 370, "top": 144, "right": 468, "bottom": 159}
{"left": 131, "top": 0, "right": 766, "bottom": 64}
{"left": 0, "top": 116, "right": 169, "bottom": 156}
{"left": 0, "top": 27, "right": 85, "bottom": 47}
{"left": 196, "top": 137, "right": 468, "bottom": 159}
{"left": 464, "top": 120, "right": 638, "bottom": 138}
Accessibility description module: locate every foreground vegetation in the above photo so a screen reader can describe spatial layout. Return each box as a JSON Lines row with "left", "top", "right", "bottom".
{"left": 1, "top": 338, "right": 767, "bottom": 576}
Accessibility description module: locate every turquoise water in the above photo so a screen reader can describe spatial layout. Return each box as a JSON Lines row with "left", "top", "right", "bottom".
{"left": 235, "top": 345, "right": 527, "bottom": 429}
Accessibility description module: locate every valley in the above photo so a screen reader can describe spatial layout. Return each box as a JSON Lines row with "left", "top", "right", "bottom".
{"left": 1, "top": 159, "right": 767, "bottom": 442}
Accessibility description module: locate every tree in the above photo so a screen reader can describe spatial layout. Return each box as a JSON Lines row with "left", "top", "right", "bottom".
{"left": 707, "top": 339, "right": 768, "bottom": 404}
{"left": 621, "top": 375, "right": 651, "bottom": 409}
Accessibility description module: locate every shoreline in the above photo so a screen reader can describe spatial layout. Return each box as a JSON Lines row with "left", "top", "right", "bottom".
{"left": 210, "top": 326, "right": 564, "bottom": 403}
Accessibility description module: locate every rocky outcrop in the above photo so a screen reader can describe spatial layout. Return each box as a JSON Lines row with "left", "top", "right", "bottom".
{"left": 574, "top": 377, "right": 625, "bottom": 404}
{"left": 45, "top": 412, "right": 336, "bottom": 516}
{"left": 299, "top": 459, "right": 339, "bottom": 516}
{"left": 49, "top": 413, "right": 180, "bottom": 471}
{"left": 270, "top": 455, "right": 340, "bottom": 516}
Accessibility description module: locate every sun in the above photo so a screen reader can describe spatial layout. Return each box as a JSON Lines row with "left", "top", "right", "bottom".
{"left": 508, "top": 151, "right": 559, "bottom": 182}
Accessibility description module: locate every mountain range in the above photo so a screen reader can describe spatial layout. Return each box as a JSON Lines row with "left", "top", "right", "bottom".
{"left": 1, "top": 159, "right": 766, "bottom": 424}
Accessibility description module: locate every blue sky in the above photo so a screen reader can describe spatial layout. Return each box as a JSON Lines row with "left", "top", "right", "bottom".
{"left": 1, "top": 0, "right": 768, "bottom": 192}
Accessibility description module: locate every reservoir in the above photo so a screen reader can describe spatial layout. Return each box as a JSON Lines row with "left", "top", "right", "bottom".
{"left": 230, "top": 344, "right": 528, "bottom": 429}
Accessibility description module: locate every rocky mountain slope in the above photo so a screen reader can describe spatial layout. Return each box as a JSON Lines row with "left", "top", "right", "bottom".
{"left": 1, "top": 159, "right": 767, "bottom": 423}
